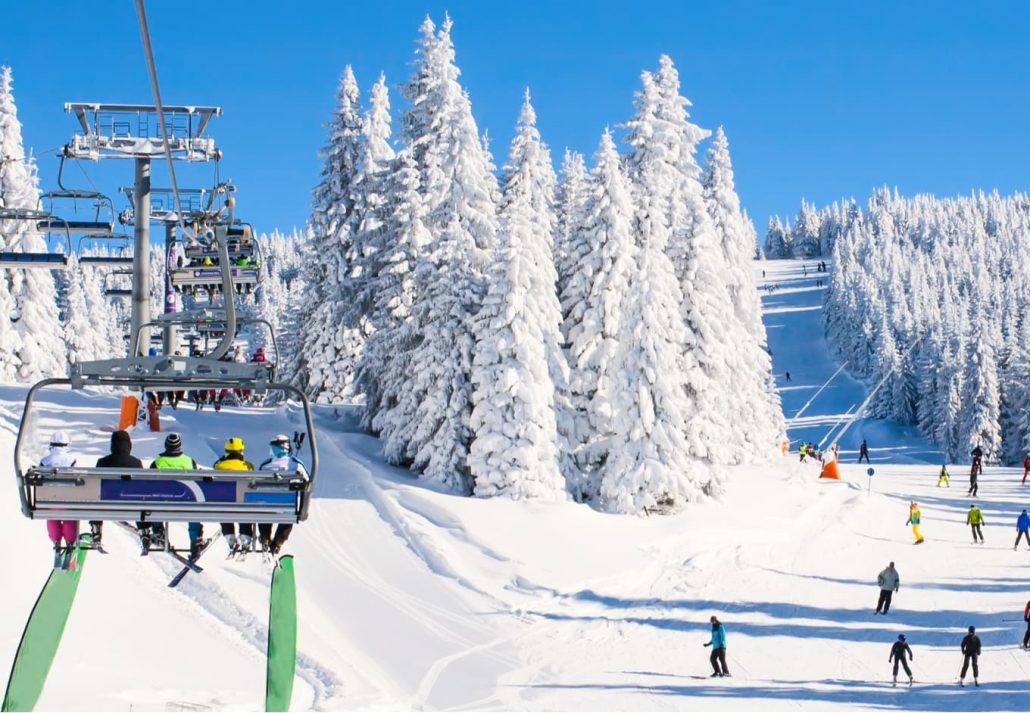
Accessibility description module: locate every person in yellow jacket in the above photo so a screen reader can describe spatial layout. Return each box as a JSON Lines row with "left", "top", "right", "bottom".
{"left": 967, "top": 504, "right": 986, "bottom": 544}
{"left": 937, "top": 464, "right": 950, "bottom": 488}
{"left": 215, "top": 437, "right": 255, "bottom": 555}
{"left": 799, "top": 442, "right": 808, "bottom": 462}
{"left": 906, "top": 501, "right": 925, "bottom": 544}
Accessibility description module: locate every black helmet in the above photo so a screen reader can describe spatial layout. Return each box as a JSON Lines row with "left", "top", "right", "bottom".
{"left": 968, "top": 626, "right": 976, "bottom": 633}
{"left": 898, "top": 634, "right": 906, "bottom": 641}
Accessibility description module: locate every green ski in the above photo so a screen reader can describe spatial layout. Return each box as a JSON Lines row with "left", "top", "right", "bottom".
{"left": 265, "top": 555, "right": 297, "bottom": 712}
{"left": 3, "top": 536, "right": 89, "bottom": 712}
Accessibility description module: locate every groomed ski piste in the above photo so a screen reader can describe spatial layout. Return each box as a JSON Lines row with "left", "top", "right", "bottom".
{"left": 3, "top": 259, "right": 1028, "bottom": 711}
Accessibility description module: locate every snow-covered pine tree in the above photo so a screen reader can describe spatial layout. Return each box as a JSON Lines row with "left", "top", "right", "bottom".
{"left": 375, "top": 16, "right": 499, "bottom": 492}
{"left": 560, "top": 129, "right": 637, "bottom": 497}
{"left": 702, "top": 126, "right": 784, "bottom": 456}
{"left": 791, "top": 199, "right": 822, "bottom": 257}
{"left": 554, "top": 149, "right": 589, "bottom": 297}
{"left": 653, "top": 55, "right": 740, "bottom": 465}
{"left": 295, "top": 66, "right": 363, "bottom": 402}
{"left": 0, "top": 66, "right": 64, "bottom": 380}
{"left": 469, "top": 91, "right": 565, "bottom": 500}
{"left": 600, "top": 72, "right": 710, "bottom": 514}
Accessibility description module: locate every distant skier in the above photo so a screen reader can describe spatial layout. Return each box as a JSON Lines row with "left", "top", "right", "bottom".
{"left": 967, "top": 466, "right": 979, "bottom": 498}
{"left": 959, "top": 626, "right": 980, "bottom": 687}
{"left": 256, "top": 434, "right": 310, "bottom": 555}
{"left": 970, "top": 445, "right": 984, "bottom": 477}
{"left": 937, "top": 464, "right": 950, "bottom": 488}
{"left": 966, "top": 504, "right": 985, "bottom": 544}
{"left": 888, "top": 634, "right": 913, "bottom": 686}
{"left": 875, "top": 561, "right": 900, "bottom": 614}
{"left": 702, "top": 615, "right": 730, "bottom": 677}
{"left": 1023, "top": 453, "right": 1030, "bottom": 485}
{"left": 39, "top": 432, "right": 78, "bottom": 563}
{"left": 905, "top": 502, "right": 924, "bottom": 544}
{"left": 858, "top": 440, "right": 870, "bottom": 464}
{"left": 799, "top": 442, "right": 808, "bottom": 462}
{"left": 785, "top": 371, "right": 792, "bottom": 382}
{"left": 1023, "top": 599, "right": 1030, "bottom": 649}
{"left": 95, "top": 430, "right": 144, "bottom": 547}
{"left": 149, "top": 433, "right": 199, "bottom": 554}
{"left": 1015, "top": 510, "right": 1030, "bottom": 551}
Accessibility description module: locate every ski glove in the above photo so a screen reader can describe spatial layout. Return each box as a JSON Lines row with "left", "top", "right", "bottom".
{"left": 703, "top": 642, "right": 711, "bottom": 647}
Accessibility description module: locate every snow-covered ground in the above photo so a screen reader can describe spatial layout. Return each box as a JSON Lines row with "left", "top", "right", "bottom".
{"left": 3, "top": 259, "right": 1029, "bottom": 711}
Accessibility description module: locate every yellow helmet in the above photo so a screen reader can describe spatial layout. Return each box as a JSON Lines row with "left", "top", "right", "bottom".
{"left": 224, "top": 436, "right": 244, "bottom": 452}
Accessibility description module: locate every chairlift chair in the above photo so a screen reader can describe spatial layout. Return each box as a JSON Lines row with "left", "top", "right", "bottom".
{"left": 0, "top": 208, "right": 72, "bottom": 269}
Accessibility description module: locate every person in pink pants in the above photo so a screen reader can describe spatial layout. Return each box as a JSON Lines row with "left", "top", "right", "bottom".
{"left": 39, "top": 431, "right": 79, "bottom": 549}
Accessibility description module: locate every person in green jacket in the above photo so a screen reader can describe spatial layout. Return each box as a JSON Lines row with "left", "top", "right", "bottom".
{"left": 150, "top": 433, "right": 202, "bottom": 554}
{"left": 799, "top": 442, "right": 808, "bottom": 462}
{"left": 937, "top": 464, "right": 950, "bottom": 488}
{"left": 967, "top": 504, "right": 985, "bottom": 544}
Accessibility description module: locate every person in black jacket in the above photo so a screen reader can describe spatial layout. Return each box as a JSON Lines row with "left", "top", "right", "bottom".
{"left": 970, "top": 445, "right": 984, "bottom": 476}
{"left": 859, "top": 439, "right": 870, "bottom": 464}
{"left": 94, "top": 430, "right": 146, "bottom": 546}
{"left": 960, "top": 626, "right": 981, "bottom": 687}
{"left": 888, "top": 634, "right": 913, "bottom": 686}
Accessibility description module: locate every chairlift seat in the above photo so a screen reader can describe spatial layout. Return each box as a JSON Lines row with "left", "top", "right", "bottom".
{"left": 80, "top": 255, "right": 134, "bottom": 267}
{"left": 184, "top": 243, "right": 255, "bottom": 260}
{"left": 104, "top": 288, "right": 132, "bottom": 297}
{"left": 25, "top": 466, "right": 306, "bottom": 524}
{"left": 170, "top": 266, "right": 259, "bottom": 288}
{"left": 0, "top": 252, "right": 69, "bottom": 269}
{"left": 37, "top": 219, "right": 114, "bottom": 236}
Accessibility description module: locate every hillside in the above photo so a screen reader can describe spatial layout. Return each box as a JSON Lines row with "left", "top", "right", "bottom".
{"left": 2, "top": 260, "right": 1028, "bottom": 711}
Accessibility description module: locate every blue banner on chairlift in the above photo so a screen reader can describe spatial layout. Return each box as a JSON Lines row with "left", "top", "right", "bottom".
{"left": 243, "top": 492, "right": 297, "bottom": 504}
{"left": 100, "top": 479, "right": 237, "bottom": 503}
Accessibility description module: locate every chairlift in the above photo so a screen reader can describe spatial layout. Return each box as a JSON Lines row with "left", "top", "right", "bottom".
{"left": 13, "top": 355, "right": 317, "bottom": 525}
{"left": 103, "top": 271, "right": 132, "bottom": 297}
{"left": 0, "top": 208, "right": 72, "bottom": 269}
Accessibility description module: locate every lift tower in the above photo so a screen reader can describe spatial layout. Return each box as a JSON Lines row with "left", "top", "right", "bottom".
{"left": 62, "top": 103, "right": 221, "bottom": 354}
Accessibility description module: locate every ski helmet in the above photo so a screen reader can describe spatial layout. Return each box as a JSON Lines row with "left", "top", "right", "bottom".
{"left": 270, "top": 434, "right": 290, "bottom": 446}
{"left": 50, "top": 431, "right": 69, "bottom": 447}
{"left": 224, "top": 437, "right": 245, "bottom": 453}
{"left": 898, "top": 634, "right": 906, "bottom": 641}
{"left": 968, "top": 626, "right": 975, "bottom": 633}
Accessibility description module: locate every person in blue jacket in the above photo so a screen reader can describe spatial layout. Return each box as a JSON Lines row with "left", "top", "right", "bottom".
{"left": 1015, "top": 510, "right": 1030, "bottom": 550}
{"left": 703, "top": 615, "right": 730, "bottom": 677}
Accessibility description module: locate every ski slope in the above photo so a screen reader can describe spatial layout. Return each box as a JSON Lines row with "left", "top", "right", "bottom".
{"left": 3, "top": 259, "right": 1029, "bottom": 711}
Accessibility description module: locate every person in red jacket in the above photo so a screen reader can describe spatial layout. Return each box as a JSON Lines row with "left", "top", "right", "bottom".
{"left": 1023, "top": 599, "right": 1030, "bottom": 650}
{"left": 1023, "top": 454, "right": 1030, "bottom": 485}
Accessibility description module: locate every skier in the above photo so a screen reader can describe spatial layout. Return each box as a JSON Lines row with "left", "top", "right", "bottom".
{"left": 888, "top": 634, "right": 913, "bottom": 686}
{"left": 799, "top": 442, "right": 808, "bottom": 462}
{"left": 937, "top": 464, "right": 950, "bottom": 488}
{"left": 875, "top": 561, "right": 900, "bottom": 614}
{"left": 959, "top": 625, "right": 980, "bottom": 687}
{"left": 970, "top": 445, "right": 984, "bottom": 477}
{"left": 967, "top": 465, "right": 979, "bottom": 498}
{"left": 215, "top": 437, "right": 256, "bottom": 557}
{"left": 256, "top": 434, "right": 310, "bottom": 555}
{"left": 1023, "top": 599, "right": 1030, "bottom": 649}
{"left": 785, "top": 371, "right": 792, "bottom": 382}
{"left": 1023, "top": 453, "right": 1030, "bottom": 485}
{"left": 967, "top": 504, "right": 985, "bottom": 544}
{"left": 150, "top": 433, "right": 200, "bottom": 554}
{"left": 702, "top": 615, "right": 730, "bottom": 677}
{"left": 39, "top": 432, "right": 78, "bottom": 563}
{"left": 1014, "top": 510, "right": 1030, "bottom": 551}
{"left": 859, "top": 439, "right": 870, "bottom": 464}
{"left": 905, "top": 502, "right": 924, "bottom": 544}
{"left": 95, "top": 430, "right": 145, "bottom": 547}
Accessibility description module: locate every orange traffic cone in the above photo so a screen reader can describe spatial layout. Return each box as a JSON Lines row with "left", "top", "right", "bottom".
{"left": 820, "top": 459, "right": 841, "bottom": 480}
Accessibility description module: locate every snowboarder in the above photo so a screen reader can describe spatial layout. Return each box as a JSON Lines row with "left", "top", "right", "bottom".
{"left": 216, "top": 437, "right": 256, "bottom": 557}
{"left": 39, "top": 432, "right": 78, "bottom": 562}
{"left": 1015, "top": 510, "right": 1030, "bottom": 551}
{"left": 905, "top": 502, "right": 924, "bottom": 544}
{"left": 875, "top": 562, "right": 900, "bottom": 614}
{"left": 970, "top": 445, "right": 983, "bottom": 477}
{"left": 703, "top": 615, "right": 730, "bottom": 677}
{"left": 95, "top": 430, "right": 145, "bottom": 547}
{"left": 959, "top": 626, "right": 980, "bottom": 687}
{"left": 937, "top": 464, "right": 950, "bottom": 488}
{"left": 256, "top": 434, "right": 310, "bottom": 555}
{"left": 1023, "top": 600, "right": 1030, "bottom": 649}
{"left": 150, "top": 433, "right": 200, "bottom": 554}
{"left": 967, "top": 504, "right": 985, "bottom": 544}
{"left": 888, "top": 634, "right": 914, "bottom": 686}
{"left": 1023, "top": 453, "right": 1030, "bottom": 485}
{"left": 859, "top": 440, "right": 870, "bottom": 464}
{"left": 785, "top": 371, "right": 792, "bottom": 382}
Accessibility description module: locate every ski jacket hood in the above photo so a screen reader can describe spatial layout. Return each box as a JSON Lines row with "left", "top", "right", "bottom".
{"left": 40, "top": 445, "right": 76, "bottom": 468}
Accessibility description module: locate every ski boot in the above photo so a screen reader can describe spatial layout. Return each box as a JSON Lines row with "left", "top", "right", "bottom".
{"left": 139, "top": 533, "right": 151, "bottom": 556}
{"left": 224, "top": 533, "right": 238, "bottom": 557}
{"left": 908, "top": 676, "right": 913, "bottom": 686}
{"left": 52, "top": 543, "right": 63, "bottom": 569}
{"left": 974, "top": 679, "right": 979, "bottom": 687}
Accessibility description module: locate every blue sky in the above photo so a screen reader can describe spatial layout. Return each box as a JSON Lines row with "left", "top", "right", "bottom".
{"left": 4, "top": 1, "right": 1029, "bottom": 236}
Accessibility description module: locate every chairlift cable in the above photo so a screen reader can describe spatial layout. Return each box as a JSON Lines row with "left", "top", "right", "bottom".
{"left": 132, "top": 0, "right": 190, "bottom": 239}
